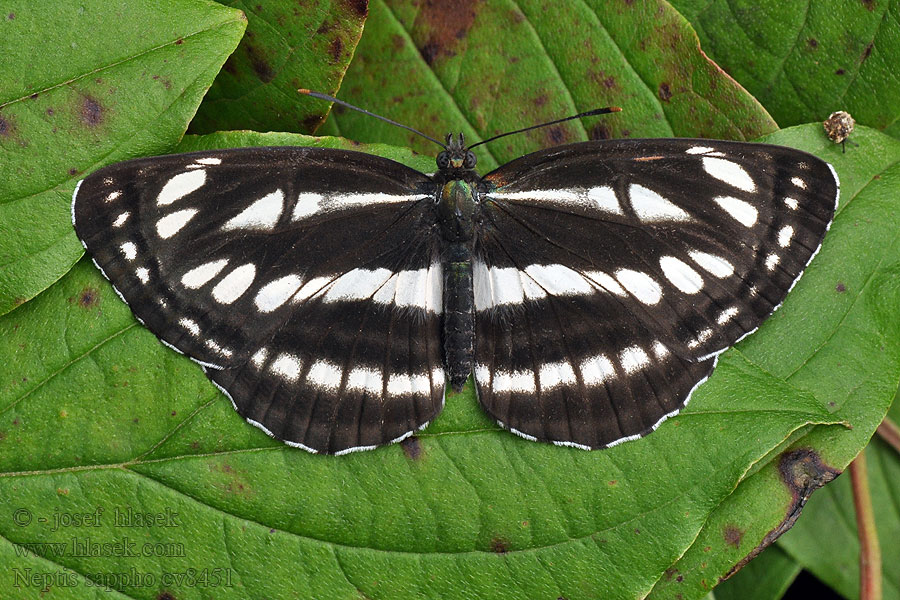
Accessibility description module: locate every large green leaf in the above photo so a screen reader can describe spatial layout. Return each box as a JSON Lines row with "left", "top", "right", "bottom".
{"left": 190, "top": 0, "right": 367, "bottom": 134}
{"left": 2, "top": 127, "right": 879, "bottom": 599}
{"left": 647, "top": 125, "right": 900, "bottom": 600}
{"left": 0, "top": 0, "right": 246, "bottom": 316}
{"left": 319, "top": 0, "right": 777, "bottom": 171}
{"left": 670, "top": 0, "right": 900, "bottom": 138}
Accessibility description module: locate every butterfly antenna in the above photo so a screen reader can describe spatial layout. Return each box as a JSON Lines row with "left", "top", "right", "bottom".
{"left": 299, "top": 89, "right": 449, "bottom": 150}
{"left": 468, "top": 106, "right": 622, "bottom": 150}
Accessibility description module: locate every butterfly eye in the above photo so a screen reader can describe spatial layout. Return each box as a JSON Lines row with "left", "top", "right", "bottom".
{"left": 436, "top": 151, "right": 450, "bottom": 169}
{"left": 464, "top": 151, "right": 477, "bottom": 169}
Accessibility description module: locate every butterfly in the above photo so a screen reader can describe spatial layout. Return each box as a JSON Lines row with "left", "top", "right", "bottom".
{"left": 71, "top": 99, "right": 839, "bottom": 455}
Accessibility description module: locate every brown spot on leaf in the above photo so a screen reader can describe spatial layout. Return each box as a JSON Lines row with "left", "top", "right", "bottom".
{"left": 721, "top": 449, "right": 839, "bottom": 582}
{"left": 7, "top": 13, "right": 14, "bottom": 19}
{"left": 546, "top": 126, "right": 566, "bottom": 146}
{"left": 222, "top": 55, "right": 238, "bottom": 75}
{"left": 175, "top": 38, "right": 183, "bottom": 45}
{"left": 658, "top": 82, "right": 672, "bottom": 101}
{"left": 723, "top": 525, "right": 744, "bottom": 548}
{"left": 156, "top": 593, "right": 177, "bottom": 600}
{"left": 344, "top": 0, "right": 368, "bottom": 17}
{"left": 246, "top": 45, "right": 275, "bottom": 83}
{"left": 302, "top": 114, "right": 324, "bottom": 132}
{"left": 861, "top": 0, "right": 875, "bottom": 10}
{"left": 490, "top": 537, "right": 509, "bottom": 554}
{"left": 534, "top": 94, "right": 549, "bottom": 107}
{"left": 807, "top": 37, "right": 818, "bottom": 49}
{"left": 0, "top": 431, "right": 6, "bottom": 442}
{"left": 68, "top": 167, "right": 79, "bottom": 176}
{"left": 30, "top": 93, "right": 38, "bottom": 100}
{"left": 392, "top": 34, "right": 405, "bottom": 50}
{"left": 0, "top": 115, "right": 12, "bottom": 137}
{"left": 836, "top": 282, "right": 846, "bottom": 292}
{"left": 78, "top": 287, "right": 100, "bottom": 308}
{"left": 419, "top": 41, "right": 440, "bottom": 65}
{"left": 415, "top": 0, "right": 477, "bottom": 65}
{"left": 590, "top": 123, "right": 611, "bottom": 140}
{"left": 862, "top": 42, "right": 874, "bottom": 61}
{"left": 835, "top": 68, "right": 846, "bottom": 75}
{"left": 329, "top": 38, "right": 344, "bottom": 62}
{"left": 81, "top": 97, "right": 103, "bottom": 126}
{"left": 400, "top": 436, "right": 423, "bottom": 460}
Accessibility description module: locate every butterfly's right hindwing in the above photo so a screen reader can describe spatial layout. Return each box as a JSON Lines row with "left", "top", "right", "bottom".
{"left": 73, "top": 147, "right": 445, "bottom": 454}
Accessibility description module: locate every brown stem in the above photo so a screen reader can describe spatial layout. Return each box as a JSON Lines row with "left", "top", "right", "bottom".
{"left": 876, "top": 417, "right": 900, "bottom": 455}
{"left": 850, "top": 450, "right": 882, "bottom": 600}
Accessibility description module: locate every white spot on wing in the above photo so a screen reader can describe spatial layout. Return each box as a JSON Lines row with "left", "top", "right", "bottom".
{"left": 766, "top": 253, "right": 780, "bottom": 271}
{"left": 778, "top": 225, "right": 794, "bottom": 248}
{"left": 195, "top": 157, "right": 222, "bottom": 165}
{"left": 714, "top": 196, "right": 758, "bottom": 227}
{"left": 586, "top": 186, "right": 622, "bottom": 214}
{"left": 255, "top": 274, "right": 303, "bottom": 312}
{"left": 156, "top": 208, "right": 198, "bottom": 239}
{"left": 620, "top": 346, "right": 649, "bottom": 374}
{"left": 182, "top": 259, "right": 229, "bottom": 289}
{"left": 326, "top": 268, "right": 392, "bottom": 303}
{"left": 538, "top": 361, "right": 577, "bottom": 389}
{"left": 615, "top": 269, "right": 662, "bottom": 304}
{"left": 271, "top": 353, "right": 302, "bottom": 382}
{"left": 791, "top": 176, "right": 806, "bottom": 189}
{"left": 686, "top": 146, "right": 714, "bottom": 154}
{"left": 347, "top": 367, "right": 383, "bottom": 395}
{"left": 652, "top": 341, "right": 669, "bottom": 359}
{"left": 157, "top": 170, "right": 206, "bottom": 206}
{"left": 629, "top": 184, "right": 690, "bottom": 222}
{"left": 180, "top": 318, "right": 200, "bottom": 336}
{"left": 703, "top": 157, "right": 756, "bottom": 192}
{"left": 212, "top": 263, "right": 256, "bottom": 304}
{"left": 251, "top": 348, "right": 269, "bottom": 368}
{"left": 525, "top": 264, "right": 592, "bottom": 296}
{"left": 580, "top": 355, "right": 615, "bottom": 385}
{"left": 135, "top": 267, "right": 149, "bottom": 283}
{"left": 659, "top": 256, "right": 703, "bottom": 293}
{"left": 120, "top": 241, "right": 137, "bottom": 261}
{"left": 584, "top": 271, "right": 627, "bottom": 296}
{"left": 688, "top": 251, "right": 734, "bottom": 278}
{"left": 292, "top": 192, "right": 324, "bottom": 221}
{"left": 105, "top": 190, "right": 122, "bottom": 203}
{"left": 784, "top": 197, "right": 799, "bottom": 210}
{"left": 308, "top": 360, "right": 342, "bottom": 391}
{"left": 493, "top": 370, "right": 536, "bottom": 394}
{"left": 112, "top": 212, "right": 130, "bottom": 228}
{"left": 223, "top": 190, "right": 284, "bottom": 231}
{"left": 717, "top": 306, "right": 739, "bottom": 325}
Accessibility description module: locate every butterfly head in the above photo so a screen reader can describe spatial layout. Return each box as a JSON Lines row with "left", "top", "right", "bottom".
{"left": 437, "top": 133, "right": 477, "bottom": 171}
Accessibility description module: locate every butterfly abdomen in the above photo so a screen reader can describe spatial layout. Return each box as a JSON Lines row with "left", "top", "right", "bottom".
{"left": 442, "top": 247, "right": 475, "bottom": 392}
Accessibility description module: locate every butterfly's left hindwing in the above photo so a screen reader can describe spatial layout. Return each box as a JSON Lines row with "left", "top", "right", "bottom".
{"left": 73, "top": 147, "right": 445, "bottom": 454}
{"left": 473, "top": 138, "right": 838, "bottom": 449}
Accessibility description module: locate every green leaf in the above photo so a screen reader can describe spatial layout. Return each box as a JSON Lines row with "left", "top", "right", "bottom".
{"left": 189, "top": 0, "right": 367, "bottom": 134}
{"left": 320, "top": 0, "right": 777, "bottom": 171}
{"left": 713, "top": 545, "right": 801, "bottom": 600}
{"left": 669, "top": 0, "right": 900, "bottom": 137}
{"left": 647, "top": 125, "right": 900, "bottom": 600}
{"left": 0, "top": 0, "right": 246, "bottom": 317}
{"left": 777, "top": 438, "right": 900, "bottom": 600}
{"left": 3, "top": 127, "right": 873, "bottom": 599}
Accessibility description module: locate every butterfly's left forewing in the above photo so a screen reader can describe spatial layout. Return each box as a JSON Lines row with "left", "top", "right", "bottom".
{"left": 474, "top": 138, "right": 838, "bottom": 449}
{"left": 73, "top": 147, "right": 445, "bottom": 454}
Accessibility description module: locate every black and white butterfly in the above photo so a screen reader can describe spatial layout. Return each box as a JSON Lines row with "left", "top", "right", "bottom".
{"left": 72, "top": 125, "right": 839, "bottom": 455}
